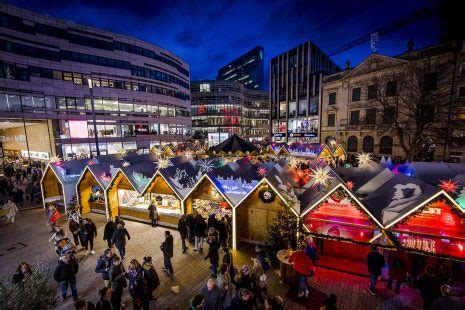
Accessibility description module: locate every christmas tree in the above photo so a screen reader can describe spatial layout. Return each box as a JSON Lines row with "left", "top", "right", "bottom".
{"left": 266, "top": 206, "right": 300, "bottom": 264}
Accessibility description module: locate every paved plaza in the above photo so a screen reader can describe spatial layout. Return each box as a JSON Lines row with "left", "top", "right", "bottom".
{"left": 0, "top": 208, "right": 424, "bottom": 309}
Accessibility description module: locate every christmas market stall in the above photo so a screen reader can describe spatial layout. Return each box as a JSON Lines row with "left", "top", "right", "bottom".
{"left": 208, "top": 133, "right": 260, "bottom": 157}
{"left": 234, "top": 161, "right": 298, "bottom": 249}
{"left": 76, "top": 155, "right": 122, "bottom": 215}
{"left": 300, "top": 166, "right": 384, "bottom": 274}
{"left": 365, "top": 174, "right": 465, "bottom": 262}
{"left": 40, "top": 157, "right": 89, "bottom": 212}
{"left": 332, "top": 163, "right": 392, "bottom": 196}
{"left": 106, "top": 161, "right": 157, "bottom": 221}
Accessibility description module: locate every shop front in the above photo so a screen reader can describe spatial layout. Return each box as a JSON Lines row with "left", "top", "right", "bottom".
{"left": 301, "top": 184, "right": 383, "bottom": 275}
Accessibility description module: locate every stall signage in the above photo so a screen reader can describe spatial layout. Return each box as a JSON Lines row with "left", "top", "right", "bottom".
{"left": 401, "top": 237, "right": 436, "bottom": 253}
{"left": 273, "top": 133, "right": 285, "bottom": 137}
{"left": 288, "top": 132, "right": 317, "bottom": 138}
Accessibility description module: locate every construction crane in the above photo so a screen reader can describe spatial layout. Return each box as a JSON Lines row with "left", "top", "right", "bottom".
{"left": 328, "top": 7, "right": 436, "bottom": 57}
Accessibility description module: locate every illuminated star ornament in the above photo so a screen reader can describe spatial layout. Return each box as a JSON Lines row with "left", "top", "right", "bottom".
{"left": 308, "top": 166, "right": 333, "bottom": 188}
{"left": 48, "top": 155, "right": 62, "bottom": 164}
{"left": 257, "top": 167, "right": 267, "bottom": 177}
{"left": 183, "top": 149, "right": 194, "bottom": 160}
{"left": 288, "top": 157, "right": 300, "bottom": 171}
{"left": 152, "top": 147, "right": 163, "bottom": 157}
{"left": 356, "top": 152, "right": 373, "bottom": 168}
{"left": 118, "top": 148, "right": 128, "bottom": 157}
{"left": 155, "top": 158, "right": 172, "bottom": 169}
{"left": 197, "top": 158, "right": 216, "bottom": 173}
{"left": 346, "top": 181, "right": 355, "bottom": 191}
{"left": 122, "top": 161, "right": 131, "bottom": 167}
{"left": 438, "top": 179, "right": 459, "bottom": 194}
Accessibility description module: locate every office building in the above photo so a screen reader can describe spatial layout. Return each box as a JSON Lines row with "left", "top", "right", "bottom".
{"left": 320, "top": 40, "right": 465, "bottom": 162}
{"left": 191, "top": 80, "right": 269, "bottom": 145}
{"left": 270, "top": 41, "right": 339, "bottom": 143}
{"left": 0, "top": 3, "right": 191, "bottom": 161}
{"left": 216, "top": 46, "right": 264, "bottom": 90}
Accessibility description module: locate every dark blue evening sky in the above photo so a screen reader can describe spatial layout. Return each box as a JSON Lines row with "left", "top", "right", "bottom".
{"left": 9, "top": 0, "right": 440, "bottom": 88}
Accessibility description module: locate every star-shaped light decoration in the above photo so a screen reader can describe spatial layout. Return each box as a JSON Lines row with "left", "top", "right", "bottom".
{"left": 257, "top": 167, "right": 267, "bottom": 177}
{"left": 49, "top": 155, "right": 62, "bottom": 164}
{"left": 151, "top": 147, "right": 163, "bottom": 157}
{"left": 122, "top": 161, "right": 131, "bottom": 167}
{"left": 356, "top": 152, "right": 373, "bottom": 168}
{"left": 183, "top": 149, "right": 194, "bottom": 160}
{"left": 118, "top": 148, "right": 128, "bottom": 157}
{"left": 197, "top": 158, "right": 216, "bottom": 173}
{"left": 155, "top": 158, "right": 171, "bottom": 169}
{"left": 346, "top": 181, "right": 355, "bottom": 191}
{"left": 288, "top": 157, "right": 300, "bottom": 171}
{"left": 439, "top": 179, "right": 459, "bottom": 194}
{"left": 308, "top": 166, "right": 333, "bottom": 188}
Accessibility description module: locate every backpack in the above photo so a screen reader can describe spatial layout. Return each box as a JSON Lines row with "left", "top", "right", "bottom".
{"left": 53, "top": 265, "right": 62, "bottom": 282}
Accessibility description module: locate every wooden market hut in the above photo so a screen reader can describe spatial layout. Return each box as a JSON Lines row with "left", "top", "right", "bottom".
{"left": 76, "top": 157, "right": 122, "bottom": 215}
{"left": 40, "top": 158, "right": 89, "bottom": 212}
{"left": 163, "top": 146, "right": 176, "bottom": 158}
{"left": 106, "top": 162, "right": 157, "bottom": 221}
{"left": 276, "top": 145, "right": 290, "bottom": 157}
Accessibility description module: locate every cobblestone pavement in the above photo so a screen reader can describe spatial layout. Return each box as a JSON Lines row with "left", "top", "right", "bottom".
{"left": 0, "top": 208, "right": 423, "bottom": 309}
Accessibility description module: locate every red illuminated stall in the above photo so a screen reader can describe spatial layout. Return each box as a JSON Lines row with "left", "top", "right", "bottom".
{"left": 388, "top": 194, "right": 465, "bottom": 260}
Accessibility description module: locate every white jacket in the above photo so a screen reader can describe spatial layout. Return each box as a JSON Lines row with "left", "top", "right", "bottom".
{"left": 3, "top": 202, "right": 18, "bottom": 217}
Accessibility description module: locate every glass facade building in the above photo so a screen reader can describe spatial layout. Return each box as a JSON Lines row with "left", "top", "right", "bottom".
{"left": 216, "top": 46, "right": 264, "bottom": 90}
{"left": 0, "top": 3, "right": 191, "bottom": 160}
{"left": 191, "top": 80, "right": 269, "bottom": 145}
{"left": 270, "top": 41, "right": 339, "bottom": 143}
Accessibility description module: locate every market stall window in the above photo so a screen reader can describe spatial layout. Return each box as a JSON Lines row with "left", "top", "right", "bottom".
{"left": 118, "top": 189, "right": 150, "bottom": 209}
{"left": 193, "top": 198, "right": 232, "bottom": 220}
{"left": 153, "top": 194, "right": 181, "bottom": 215}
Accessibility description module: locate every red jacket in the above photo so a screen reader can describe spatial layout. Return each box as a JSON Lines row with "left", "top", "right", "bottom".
{"left": 289, "top": 250, "right": 314, "bottom": 276}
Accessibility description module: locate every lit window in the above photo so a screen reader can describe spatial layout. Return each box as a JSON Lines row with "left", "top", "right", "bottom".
{"left": 200, "top": 83, "right": 210, "bottom": 92}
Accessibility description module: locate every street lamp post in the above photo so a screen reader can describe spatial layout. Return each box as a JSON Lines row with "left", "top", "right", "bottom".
{"left": 88, "top": 78, "right": 100, "bottom": 156}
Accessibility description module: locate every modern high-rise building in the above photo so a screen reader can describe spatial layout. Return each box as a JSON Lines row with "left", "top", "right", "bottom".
{"left": 0, "top": 3, "right": 191, "bottom": 161}
{"left": 191, "top": 80, "right": 269, "bottom": 145}
{"left": 216, "top": 46, "right": 264, "bottom": 90}
{"left": 270, "top": 41, "right": 339, "bottom": 143}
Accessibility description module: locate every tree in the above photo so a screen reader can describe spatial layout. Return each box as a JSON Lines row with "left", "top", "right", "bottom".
{"left": 368, "top": 54, "right": 453, "bottom": 161}
{"left": 0, "top": 260, "right": 56, "bottom": 309}
{"left": 266, "top": 206, "right": 300, "bottom": 264}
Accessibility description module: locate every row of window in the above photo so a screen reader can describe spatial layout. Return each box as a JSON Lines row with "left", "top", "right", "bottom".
{"left": 327, "top": 108, "right": 395, "bottom": 127}
{"left": 0, "top": 39, "right": 189, "bottom": 89}
{"left": 0, "top": 93, "right": 190, "bottom": 117}
{"left": 0, "top": 62, "right": 190, "bottom": 101}
{"left": 346, "top": 135, "right": 393, "bottom": 155}
{"left": 0, "top": 12, "right": 189, "bottom": 77}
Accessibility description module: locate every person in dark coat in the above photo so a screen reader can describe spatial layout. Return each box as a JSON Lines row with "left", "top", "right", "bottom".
{"left": 83, "top": 218, "right": 97, "bottom": 255}
{"left": 12, "top": 187, "right": 24, "bottom": 206}
{"left": 95, "top": 248, "right": 114, "bottom": 288}
{"left": 222, "top": 247, "right": 235, "bottom": 281}
{"left": 194, "top": 214, "right": 207, "bottom": 254}
{"left": 205, "top": 235, "right": 220, "bottom": 277}
{"left": 366, "top": 247, "right": 385, "bottom": 296}
{"left": 56, "top": 253, "right": 79, "bottom": 302}
{"left": 111, "top": 224, "right": 131, "bottom": 260}
{"left": 186, "top": 212, "right": 196, "bottom": 244}
{"left": 178, "top": 215, "right": 188, "bottom": 253}
{"left": 142, "top": 256, "right": 160, "bottom": 301}
{"left": 12, "top": 262, "right": 32, "bottom": 285}
{"left": 430, "top": 284, "right": 465, "bottom": 310}
{"left": 148, "top": 203, "right": 158, "bottom": 227}
{"left": 103, "top": 218, "right": 117, "bottom": 249}
{"left": 418, "top": 265, "right": 441, "bottom": 310}
{"left": 230, "top": 288, "right": 254, "bottom": 310}
{"left": 208, "top": 214, "right": 219, "bottom": 230}
{"left": 388, "top": 250, "right": 409, "bottom": 294}
{"left": 161, "top": 230, "right": 174, "bottom": 274}
{"left": 199, "top": 278, "right": 222, "bottom": 310}
{"left": 109, "top": 255, "right": 127, "bottom": 310}
{"left": 69, "top": 217, "right": 84, "bottom": 248}
{"left": 95, "top": 287, "right": 112, "bottom": 310}
{"left": 217, "top": 218, "right": 228, "bottom": 248}
{"left": 237, "top": 265, "right": 253, "bottom": 292}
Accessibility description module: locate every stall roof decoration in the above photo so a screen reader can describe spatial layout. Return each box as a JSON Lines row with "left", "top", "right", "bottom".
{"left": 263, "top": 145, "right": 276, "bottom": 155}
{"left": 163, "top": 146, "right": 176, "bottom": 157}
{"left": 209, "top": 134, "right": 260, "bottom": 156}
{"left": 333, "top": 163, "right": 388, "bottom": 193}
{"left": 47, "top": 157, "right": 92, "bottom": 184}
{"left": 264, "top": 163, "right": 300, "bottom": 215}
{"left": 332, "top": 145, "right": 347, "bottom": 159}
{"left": 362, "top": 173, "right": 441, "bottom": 227}
{"left": 119, "top": 161, "right": 158, "bottom": 193}
{"left": 287, "top": 143, "right": 325, "bottom": 157}
{"left": 86, "top": 159, "right": 123, "bottom": 189}
{"left": 208, "top": 158, "right": 262, "bottom": 206}
{"left": 452, "top": 174, "right": 465, "bottom": 208}
{"left": 409, "top": 162, "right": 465, "bottom": 186}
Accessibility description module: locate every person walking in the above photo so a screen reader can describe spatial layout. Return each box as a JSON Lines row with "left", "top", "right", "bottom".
{"left": 109, "top": 255, "right": 127, "bottom": 310}
{"left": 128, "top": 259, "right": 146, "bottom": 310}
{"left": 49, "top": 226, "right": 67, "bottom": 254}
{"left": 367, "top": 246, "right": 385, "bottom": 296}
{"left": 205, "top": 235, "right": 220, "bottom": 277}
{"left": 237, "top": 265, "right": 253, "bottom": 292}
{"left": 418, "top": 265, "right": 441, "bottom": 310}
{"left": 222, "top": 247, "right": 236, "bottom": 281}
{"left": 189, "top": 294, "right": 205, "bottom": 309}
{"left": 217, "top": 218, "right": 228, "bottom": 248}
{"left": 200, "top": 278, "right": 222, "bottom": 310}
{"left": 111, "top": 223, "right": 131, "bottom": 260}
{"left": 387, "top": 250, "right": 409, "bottom": 294}
{"left": 83, "top": 218, "right": 97, "bottom": 255}
{"left": 95, "top": 248, "right": 114, "bottom": 288}
{"left": 103, "top": 218, "right": 117, "bottom": 249}
{"left": 178, "top": 215, "right": 188, "bottom": 254}
{"left": 216, "top": 263, "right": 234, "bottom": 308}
{"left": 148, "top": 202, "right": 158, "bottom": 227}
{"left": 194, "top": 213, "right": 207, "bottom": 254}
{"left": 69, "top": 216, "right": 84, "bottom": 249}
{"left": 142, "top": 256, "right": 160, "bottom": 301}
{"left": 289, "top": 244, "right": 315, "bottom": 298}
{"left": 186, "top": 211, "right": 195, "bottom": 245}
{"left": 430, "top": 284, "right": 465, "bottom": 310}
{"left": 161, "top": 230, "right": 174, "bottom": 275}
{"left": 55, "top": 253, "right": 79, "bottom": 303}
{"left": 3, "top": 199, "right": 18, "bottom": 223}
{"left": 95, "top": 287, "right": 112, "bottom": 310}
{"left": 230, "top": 288, "right": 254, "bottom": 310}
